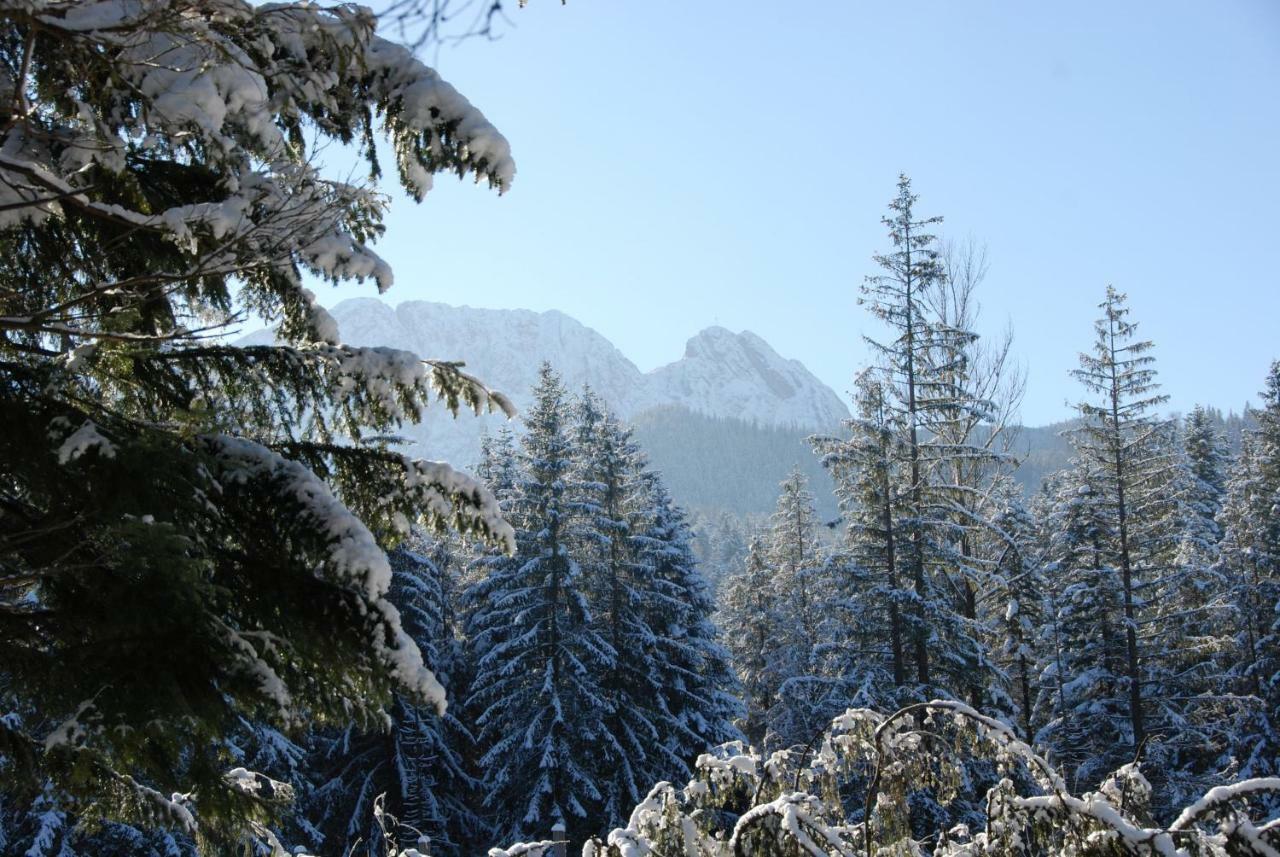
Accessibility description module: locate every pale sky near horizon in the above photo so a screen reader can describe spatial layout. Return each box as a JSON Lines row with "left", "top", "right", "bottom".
{"left": 309, "top": 1, "right": 1280, "bottom": 426}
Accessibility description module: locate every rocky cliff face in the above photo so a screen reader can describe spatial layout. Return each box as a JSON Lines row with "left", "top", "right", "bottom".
{"left": 647, "top": 326, "right": 849, "bottom": 430}
{"left": 328, "top": 297, "right": 651, "bottom": 415}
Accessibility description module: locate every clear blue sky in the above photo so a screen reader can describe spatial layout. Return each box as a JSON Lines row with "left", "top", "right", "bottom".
{"left": 315, "top": 1, "right": 1280, "bottom": 426}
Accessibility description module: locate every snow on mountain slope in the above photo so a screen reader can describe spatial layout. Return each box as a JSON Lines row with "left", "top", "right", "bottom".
{"left": 285, "top": 298, "right": 850, "bottom": 467}
{"left": 647, "top": 326, "right": 850, "bottom": 430}
{"left": 328, "top": 298, "right": 650, "bottom": 413}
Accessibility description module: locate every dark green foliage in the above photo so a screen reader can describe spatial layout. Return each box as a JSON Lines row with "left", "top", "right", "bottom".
{"left": 465, "top": 368, "right": 741, "bottom": 850}
{"left": 464, "top": 366, "right": 614, "bottom": 846}
{"left": 0, "top": 0, "right": 515, "bottom": 849}
{"left": 303, "top": 542, "right": 484, "bottom": 857}
{"left": 1216, "top": 363, "right": 1280, "bottom": 783}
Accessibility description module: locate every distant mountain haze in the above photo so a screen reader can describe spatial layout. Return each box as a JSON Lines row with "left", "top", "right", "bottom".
{"left": 281, "top": 299, "right": 850, "bottom": 485}
{"left": 323, "top": 298, "right": 851, "bottom": 429}
{"left": 246, "top": 299, "right": 1249, "bottom": 517}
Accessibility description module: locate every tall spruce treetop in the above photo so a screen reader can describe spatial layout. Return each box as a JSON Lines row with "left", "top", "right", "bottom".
{"left": 464, "top": 365, "right": 613, "bottom": 846}
{"left": 858, "top": 174, "right": 944, "bottom": 693}
{"left": 1068, "top": 286, "right": 1169, "bottom": 753}
{"left": 0, "top": 0, "right": 516, "bottom": 846}
{"left": 1070, "top": 288, "right": 1170, "bottom": 477}
{"left": 856, "top": 175, "right": 1000, "bottom": 702}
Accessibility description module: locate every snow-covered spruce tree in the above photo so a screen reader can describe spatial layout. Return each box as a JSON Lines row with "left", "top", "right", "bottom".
{"left": 476, "top": 427, "right": 522, "bottom": 511}
{"left": 1165, "top": 407, "right": 1229, "bottom": 622}
{"left": 856, "top": 175, "right": 1003, "bottom": 704}
{"left": 1144, "top": 421, "right": 1240, "bottom": 804}
{"left": 0, "top": 0, "right": 517, "bottom": 849}
{"left": 989, "top": 497, "right": 1047, "bottom": 744}
{"left": 812, "top": 371, "right": 909, "bottom": 709}
{"left": 464, "top": 365, "right": 613, "bottom": 847}
{"left": 760, "top": 468, "right": 839, "bottom": 749}
{"left": 1217, "top": 364, "right": 1280, "bottom": 778}
{"left": 567, "top": 390, "right": 677, "bottom": 826}
{"left": 571, "top": 392, "right": 742, "bottom": 825}
{"left": 305, "top": 538, "right": 484, "bottom": 857}
{"left": 1067, "top": 287, "right": 1169, "bottom": 760}
{"left": 717, "top": 536, "right": 785, "bottom": 749}
{"left": 1033, "top": 460, "right": 1134, "bottom": 793}
{"left": 1184, "top": 405, "right": 1230, "bottom": 526}
{"left": 1063, "top": 287, "right": 1233, "bottom": 809}
{"left": 628, "top": 469, "right": 742, "bottom": 765}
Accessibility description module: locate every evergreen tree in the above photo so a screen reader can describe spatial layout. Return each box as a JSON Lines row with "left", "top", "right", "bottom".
{"left": 1184, "top": 405, "right": 1230, "bottom": 515}
{"left": 1034, "top": 461, "right": 1131, "bottom": 792}
{"left": 762, "top": 469, "right": 836, "bottom": 747}
{"left": 464, "top": 365, "right": 613, "bottom": 846}
{"left": 567, "top": 392, "right": 679, "bottom": 825}
{"left": 856, "top": 175, "right": 1004, "bottom": 704}
{"left": 465, "top": 427, "right": 521, "bottom": 594}
{"left": 476, "top": 428, "right": 522, "bottom": 504}
{"left": 629, "top": 473, "right": 743, "bottom": 764}
{"left": 988, "top": 498, "right": 1046, "bottom": 743}
{"left": 1216, "top": 363, "right": 1280, "bottom": 778}
{"left": 859, "top": 174, "right": 943, "bottom": 696}
{"left": 1146, "top": 424, "right": 1237, "bottom": 803}
{"left": 1066, "top": 286, "right": 1170, "bottom": 757}
{"left": 1058, "top": 288, "right": 1233, "bottom": 807}
{"left": 766, "top": 470, "right": 825, "bottom": 658}
{"left": 306, "top": 540, "right": 483, "bottom": 857}
{"left": 813, "top": 372, "right": 907, "bottom": 707}
{"left": 0, "top": 0, "right": 515, "bottom": 848}
{"left": 718, "top": 537, "right": 784, "bottom": 749}
{"left": 1169, "top": 408, "right": 1228, "bottom": 587}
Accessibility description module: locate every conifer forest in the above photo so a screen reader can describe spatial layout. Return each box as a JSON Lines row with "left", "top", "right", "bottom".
{"left": 1, "top": 2, "right": 1278, "bottom": 855}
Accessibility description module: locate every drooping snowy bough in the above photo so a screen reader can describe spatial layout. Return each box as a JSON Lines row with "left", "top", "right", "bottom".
{"left": 493, "top": 701, "right": 1280, "bottom": 856}
{"left": 0, "top": 0, "right": 516, "bottom": 847}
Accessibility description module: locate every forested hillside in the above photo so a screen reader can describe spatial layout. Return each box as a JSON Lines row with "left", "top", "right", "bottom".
{"left": 1011, "top": 410, "right": 1253, "bottom": 497}
{"left": 631, "top": 405, "right": 840, "bottom": 520}
{"left": 637, "top": 408, "right": 1255, "bottom": 523}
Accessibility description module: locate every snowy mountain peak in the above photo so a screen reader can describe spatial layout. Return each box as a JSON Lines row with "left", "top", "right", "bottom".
{"left": 682, "top": 325, "right": 737, "bottom": 358}
{"left": 267, "top": 299, "right": 849, "bottom": 466}
{"left": 653, "top": 326, "right": 847, "bottom": 428}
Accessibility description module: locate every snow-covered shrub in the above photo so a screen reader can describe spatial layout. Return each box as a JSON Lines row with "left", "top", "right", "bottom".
{"left": 503, "top": 700, "right": 1280, "bottom": 857}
